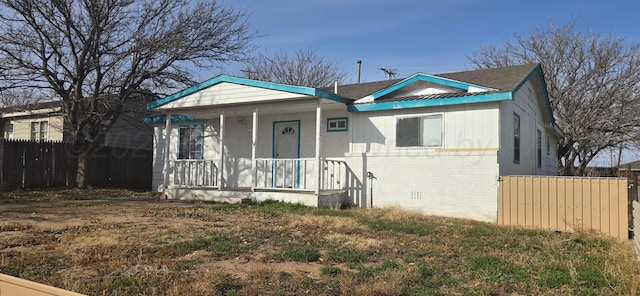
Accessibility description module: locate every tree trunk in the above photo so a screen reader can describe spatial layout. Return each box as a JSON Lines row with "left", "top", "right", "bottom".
{"left": 76, "top": 152, "right": 88, "bottom": 189}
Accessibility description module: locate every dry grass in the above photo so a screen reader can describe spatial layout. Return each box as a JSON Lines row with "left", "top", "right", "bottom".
{"left": 0, "top": 189, "right": 639, "bottom": 295}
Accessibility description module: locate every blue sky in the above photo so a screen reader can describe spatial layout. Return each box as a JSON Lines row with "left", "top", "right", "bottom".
{"left": 212, "top": 0, "right": 639, "bottom": 84}
{"left": 211, "top": 0, "right": 640, "bottom": 166}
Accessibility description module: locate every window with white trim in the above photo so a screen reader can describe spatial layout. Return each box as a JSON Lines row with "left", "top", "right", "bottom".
{"left": 31, "top": 121, "right": 48, "bottom": 141}
{"left": 327, "top": 117, "right": 348, "bottom": 132}
{"left": 396, "top": 114, "right": 442, "bottom": 147}
{"left": 178, "top": 125, "right": 204, "bottom": 159}
{"left": 5, "top": 123, "right": 13, "bottom": 140}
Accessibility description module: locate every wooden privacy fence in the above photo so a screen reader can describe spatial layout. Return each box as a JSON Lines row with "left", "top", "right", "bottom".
{"left": 0, "top": 273, "right": 85, "bottom": 296}
{"left": 498, "top": 176, "right": 628, "bottom": 240}
{"left": 0, "top": 139, "right": 152, "bottom": 190}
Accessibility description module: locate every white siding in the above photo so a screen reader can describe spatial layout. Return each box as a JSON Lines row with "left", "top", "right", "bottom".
{"left": 350, "top": 101, "right": 500, "bottom": 153}
{"left": 156, "top": 82, "right": 305, "bottom": 110}
{"left": 346, "top": 102, "right": 501, "bottom": 221}
{"left": 151, "top": 108, "right": 350, "bottom": 191}
{"left": 345, "top": 151, "right": 499, "bottom": 222}
{"left": 498, "top": 81, "right": 558, "bottom": 176}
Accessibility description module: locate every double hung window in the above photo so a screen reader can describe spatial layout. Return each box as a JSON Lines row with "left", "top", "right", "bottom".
{"left": 31, "top": 121, "right": 48, "bottom": 141}
{"left": 178, "top": 125, "right": 203, "bottom": 159}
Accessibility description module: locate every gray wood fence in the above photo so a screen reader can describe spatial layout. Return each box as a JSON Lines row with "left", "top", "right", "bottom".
{"left": 0, "top": 139, "right": 152, "bottom": 190}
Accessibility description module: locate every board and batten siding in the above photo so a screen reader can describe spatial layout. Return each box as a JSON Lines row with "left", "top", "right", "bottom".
{"left": 152, "top": 109, "right": 350, "bottom": 191}
{"left": 349, "top": 101, "right": 500, "bottom": 153}
{"left": 151, "top": 119, "right": 224, "bottom": 191}
{"left": 155, "top": 82, "right": 304, "bottom": 110}
{"left": 499, "top": 81, "right": 558, "bottom": 176}
{"left": 346, "top": 102, "right": 501, "bottom": 221}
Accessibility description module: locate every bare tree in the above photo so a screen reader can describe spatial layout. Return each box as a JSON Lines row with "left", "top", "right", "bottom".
{"left": 243, "top": 48, "right": 347, "bottom": 87}
{"left": 468, "top": 20, "right": 640, "bottom": 176}
{"left": 0, "top": 0, "right": 256, "bottom": 188}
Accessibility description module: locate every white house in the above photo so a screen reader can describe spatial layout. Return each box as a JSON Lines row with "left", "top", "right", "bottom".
{"left": 146, "top": 63, "right": 562, "bottom": 222}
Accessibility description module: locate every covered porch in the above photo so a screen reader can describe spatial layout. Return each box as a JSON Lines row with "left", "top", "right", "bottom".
{"left": 148, "top": 75, "right": 362, "bottom": 207}
{"left": 166, "top": 158, "right": 350, "bottom": 207}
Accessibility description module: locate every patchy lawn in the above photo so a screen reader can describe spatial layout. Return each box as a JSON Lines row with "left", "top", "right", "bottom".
{"left": 0, "top": 188, "right": 638, "bottom": 295}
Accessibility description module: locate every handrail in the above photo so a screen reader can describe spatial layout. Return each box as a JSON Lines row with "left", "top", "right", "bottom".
{"left": 254, "top": 158, "right": 347, "bottom": 191}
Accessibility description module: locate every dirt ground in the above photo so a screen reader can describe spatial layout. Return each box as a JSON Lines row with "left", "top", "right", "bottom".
{"left": 2, "top": 188, "right": 639, "bottom": 295}
{"left": 0, "top": 191, "right": 324, "bottom": 281}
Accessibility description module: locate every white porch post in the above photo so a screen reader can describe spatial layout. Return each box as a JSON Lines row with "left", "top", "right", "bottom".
{"left": 251, "top": 109, "right": 258, "bottom": 191}
{"left": 315, "top": 98, "right": 322, "bottom": 195}
{"left": 162, "top": 113, "right": 172, "bottom": 192}
{"left": 218, "top": 114, "right": 224, "bottom": 190}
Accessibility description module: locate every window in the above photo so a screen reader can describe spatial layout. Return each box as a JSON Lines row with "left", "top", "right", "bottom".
{"left": 327, "top": 117, "right": 348, "bottom": 132}
{"left": 513, "top": 113, "right": 520, "bottom": 163}
{"left": 31, "top": 121, "right": 48, "bottom": 141}
{"left": 5, "top": 123, "right": 13, "bottom": 140}
{"left": 396, "top": 114, "right": 442, "bottom": 147}
{"left": 537, "top": 130, "right": 542, "bottom": 169}
{"left": 178, "top": 125, "right": 203, "bottom": 159}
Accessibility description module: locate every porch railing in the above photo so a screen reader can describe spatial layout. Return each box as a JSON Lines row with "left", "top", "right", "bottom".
{"left": 169, "top": 158, "right": 346, "bottom": 191}
{"left": 255, "top": 158, "right": 347, "bottom": 191}
{"left": 321, "top": 159, "right": 346, "bottom": 190}
{"left": 171, "top": 159, "right": 218, "bottom": 187}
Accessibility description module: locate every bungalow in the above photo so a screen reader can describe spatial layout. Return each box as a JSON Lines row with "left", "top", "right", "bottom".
{"left": 146, "top": 63, "right": 562, "bottom": 222}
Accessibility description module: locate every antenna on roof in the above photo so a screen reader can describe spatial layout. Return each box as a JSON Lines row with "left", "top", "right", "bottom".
{"left": 378, "top": 67, "right": 397, "bottom": 80}
{"left": 240, "top": 69, "right": 256, "bottom": 79}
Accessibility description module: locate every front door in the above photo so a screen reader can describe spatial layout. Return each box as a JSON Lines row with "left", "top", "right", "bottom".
{"left": 273, "top": 121, "right": 300, "bottom": 188}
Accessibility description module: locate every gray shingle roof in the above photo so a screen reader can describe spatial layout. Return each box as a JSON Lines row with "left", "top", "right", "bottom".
{"left": 324, "top": 63, "right": 540, "bottom": 100}
{"left": 0, "top": 100, "right": 62, "bottom": 114}
{"left": 436, "top": 63, "right": 539, "bottom": 92}
{"left": 321, "top": 79, "right": 403, "bottom": 100}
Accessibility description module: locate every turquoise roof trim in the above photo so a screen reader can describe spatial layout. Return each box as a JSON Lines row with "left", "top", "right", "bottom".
{"left": 368, "top": 73, "right": 493, "bottom": 100}
{"left": 347, "top": 92, "right": 512, "bottom": 112}
{"left": 143, "top": 115, "right": 197, "bottom": 123}
{"left": 147, "top": 75, "right": 349, "bottom": 110}
{"left": 511, "top": 64, "right": 555, "bottom": 123}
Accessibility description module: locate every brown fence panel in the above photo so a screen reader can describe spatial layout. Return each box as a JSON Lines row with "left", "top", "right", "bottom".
{"left": 498, "top": 176, "right": 628, "bottom": 240}
{"left": 0, "top": 273, "right": 85, "bottom": 296}
{"left": 1, "top": 139, "right": 151, "bottom": 190}
{"left": 86, "top": 145, "right": 152, "bottom": 190}
{"left": 633, "top": 201, "right": 640, "bottom": 259}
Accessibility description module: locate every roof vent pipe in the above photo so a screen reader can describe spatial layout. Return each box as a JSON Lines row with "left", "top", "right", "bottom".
{"left": 356, "top": 60, "right": 362, "bottom": 84}
{"left": 334, "top": 81, "right": 338, "bottom": 94}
